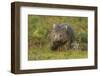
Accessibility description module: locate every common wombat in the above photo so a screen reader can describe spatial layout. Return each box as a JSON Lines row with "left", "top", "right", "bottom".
{"left": 50, "top": 24, "right": 74, "bottom": 50}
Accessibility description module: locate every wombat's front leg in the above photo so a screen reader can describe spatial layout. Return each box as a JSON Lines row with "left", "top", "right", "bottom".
{"left": 66, "top": 41, "right": 71, "bottom": 50}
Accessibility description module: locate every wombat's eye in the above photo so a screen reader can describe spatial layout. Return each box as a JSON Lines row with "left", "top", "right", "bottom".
{"left": 59, "top": 34, "right": 62, "bottom": 37}
{"left": 53, "top": 34, "right": 55, "bottom": 37}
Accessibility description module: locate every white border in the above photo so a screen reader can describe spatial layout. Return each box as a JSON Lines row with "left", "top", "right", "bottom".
{"left": 20, "top": 6, "right": 95, "bottom": 70}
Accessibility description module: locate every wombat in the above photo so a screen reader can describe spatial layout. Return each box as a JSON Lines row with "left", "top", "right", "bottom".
{"left": 50, "top": 23, "right": 74, "bottom": 50}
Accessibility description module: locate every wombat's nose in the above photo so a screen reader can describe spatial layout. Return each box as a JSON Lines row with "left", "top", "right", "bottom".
{"left": 56, "top": 41, "right": 61, "bottom": 43}
{"left": 53, "top": 41, "right": 60, "bottom": 46}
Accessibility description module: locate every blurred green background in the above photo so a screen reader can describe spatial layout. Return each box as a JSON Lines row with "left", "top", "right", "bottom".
{"left": 28, "top": 15, "right": 88, "bottom": 60}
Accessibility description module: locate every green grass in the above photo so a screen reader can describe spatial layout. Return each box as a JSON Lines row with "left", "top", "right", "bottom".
{"left": 28, "top": 46, "right": 88, "bottom": 60}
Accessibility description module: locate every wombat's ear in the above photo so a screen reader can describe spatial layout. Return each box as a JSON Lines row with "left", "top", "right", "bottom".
{"left": 53, "top": 24, "right": 56, "bottom": 28}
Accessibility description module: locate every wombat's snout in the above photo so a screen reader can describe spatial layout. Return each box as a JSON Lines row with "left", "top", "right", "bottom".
{"left": 51, "top": 41, "right": 61, "bottom": 50}
{"left": 54, "top": 41, "right": 61, "bottom": 45}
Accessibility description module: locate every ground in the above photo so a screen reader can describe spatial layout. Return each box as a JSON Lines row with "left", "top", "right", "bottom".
{"left": 28, "top": 46, "right": 87, "bottom": 60}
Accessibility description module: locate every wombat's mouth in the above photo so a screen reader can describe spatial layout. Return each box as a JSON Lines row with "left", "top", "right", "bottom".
{"left": 51, "top": 41, "right": 61, "bottom": 50}
{"left": 51, "top": 40, "right": 67, "bottom": 50}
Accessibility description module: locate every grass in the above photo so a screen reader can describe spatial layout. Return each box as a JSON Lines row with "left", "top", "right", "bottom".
{"left": 28, "top": 45, "right": 88, "bottom": 60}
